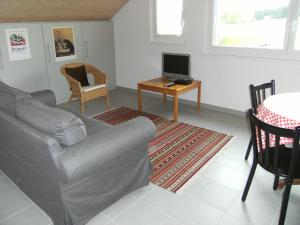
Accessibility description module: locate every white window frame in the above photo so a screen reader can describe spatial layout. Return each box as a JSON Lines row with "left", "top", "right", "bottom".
{"left": 204, "top": 0, "right": 300, "bottom": 60}
{"left": 150, "top": 0, "right": 187, "bottom": 44}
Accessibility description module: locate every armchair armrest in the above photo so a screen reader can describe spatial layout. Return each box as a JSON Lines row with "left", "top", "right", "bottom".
{"left": 93, "top": 71, "right": 107, "bottom": 85}
{"left": 58, "top": 116, "right": 156, "bottom": 183}
{"left": 85, "top": 64, "right": 107, "bottom": 85}
{"left": 30, "top": 90, "right": 56, "bottom": 107}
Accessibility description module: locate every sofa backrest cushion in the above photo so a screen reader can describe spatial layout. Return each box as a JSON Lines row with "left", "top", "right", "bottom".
{"left": 15, "top": 97, "right": 87, "bottom": 146}
{"left": 0, "top": 92, "right": 17, "bottom": 116}
{"left": 0, "top": 81, "right": 30, "bottom": 117}
{"left": 0, "top": 81, "right": 28, "bottom": 96}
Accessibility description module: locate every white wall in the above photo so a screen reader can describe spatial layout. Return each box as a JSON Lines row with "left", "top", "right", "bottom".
{"left": 113, "top": 0, "right": 300, "bottom": 112}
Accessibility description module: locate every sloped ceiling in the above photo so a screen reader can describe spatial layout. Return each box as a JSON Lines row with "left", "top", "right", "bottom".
{"left": 0, "top": 0, "right": 128, "bottom": 22}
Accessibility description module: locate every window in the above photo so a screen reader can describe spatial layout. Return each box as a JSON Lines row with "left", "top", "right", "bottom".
{"left": 206, "top": 0, "right": 300, "bottom": 59}
{"left": 213, "top": 0, "right": 290, "bottom": 49}
{"left": 150, "top": 0, "right": 186, "bottom": 43}
{"left": 293, "top": 9, "right": 300, "bottom": 50}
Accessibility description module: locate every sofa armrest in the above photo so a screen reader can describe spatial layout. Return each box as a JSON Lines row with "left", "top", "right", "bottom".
{"left": 30, "top": 90, "right": 56, "bottom": 107}
{"left": 58, "top": 116, "right": 156, "bottom": 183}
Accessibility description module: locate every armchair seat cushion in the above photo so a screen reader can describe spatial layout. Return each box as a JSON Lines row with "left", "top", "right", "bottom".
{"left": 15, "top": 97, "right": 87, "bottom": 146}
{"left": 82, "top": 84, "right": 106, "bottom": 92}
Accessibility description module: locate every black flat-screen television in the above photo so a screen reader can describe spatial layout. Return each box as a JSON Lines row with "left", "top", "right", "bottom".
{"left": 162, "top": 53, "right": 191, "bottom": 80}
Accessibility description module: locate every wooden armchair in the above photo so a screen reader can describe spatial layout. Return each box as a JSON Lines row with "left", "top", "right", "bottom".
{"left": 60, "top": 63, "right": 109, "bottom": 113}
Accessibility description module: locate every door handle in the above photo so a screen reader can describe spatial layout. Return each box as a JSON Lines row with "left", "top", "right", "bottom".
{"left": 84, "top": 40, "right": 89, "bottom": 58}
{"left": 45, "top": 44, "right": 51, "bottom": 63}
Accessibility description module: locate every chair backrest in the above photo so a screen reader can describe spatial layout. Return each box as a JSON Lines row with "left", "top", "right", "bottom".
{"left": 248, "top": 108, "right": 300, "bottom": 179}
{"left": 250, "top": 80, "right": 275, "bottom": 113}
{"left": 61, "top": 63, "right": 107, "bottom": 86}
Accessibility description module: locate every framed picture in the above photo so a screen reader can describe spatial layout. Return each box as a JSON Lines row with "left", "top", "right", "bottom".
{"left": 5, "top": 28, "right": 31, "bottom": 61}
{"left": 52, "top": 26, "right": 76, "bottom": 62}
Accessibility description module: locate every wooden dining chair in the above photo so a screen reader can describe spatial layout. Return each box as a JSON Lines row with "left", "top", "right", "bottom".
{"left": 242, "top": 109, "right": 300, "bottom": 225}
{"left": 61, "top": 63, "right": 109, "bottom": 113}
{"left": 245, "top": 80, "right": 275, "bottom": 160}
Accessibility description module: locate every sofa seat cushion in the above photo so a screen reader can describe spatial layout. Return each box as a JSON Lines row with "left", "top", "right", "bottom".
{"left": 0, "top": 81, "right": 30, "bottom": 116}
{"left": 15, "top": 97, "right": 87, "bottom": 146}
{"left": 81, "top": 117, "right": 112, "bottom": 136}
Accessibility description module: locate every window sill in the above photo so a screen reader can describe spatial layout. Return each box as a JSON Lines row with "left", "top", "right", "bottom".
{"left": 149, "top": 35, "right": 186, "bottom": 45}
{"left": 204, "top": 45, "right": 300, "bottom": 62}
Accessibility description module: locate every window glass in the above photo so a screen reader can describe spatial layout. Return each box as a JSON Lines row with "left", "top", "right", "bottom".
{"left": 294, "top": 9, "right": 300, "bottom": 50}
{"left": 213, "top": 0, "right": 290, "bottom": 49}
{"left": 156, "top": 0, "right": 184, "bottom": 36}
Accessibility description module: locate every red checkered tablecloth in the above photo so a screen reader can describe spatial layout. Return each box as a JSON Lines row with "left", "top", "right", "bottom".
{"left": 256, "top": 104, "right": 300, "bottom": 145}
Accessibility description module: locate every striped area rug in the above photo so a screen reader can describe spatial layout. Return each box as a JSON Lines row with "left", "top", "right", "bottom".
{"left": 93, "top": 106, "right": 233, "bottom": 193}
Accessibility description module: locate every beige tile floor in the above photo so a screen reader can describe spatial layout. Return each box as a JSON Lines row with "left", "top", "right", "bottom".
{"left": 1, "top": 88, "right": 300, "bottom": 225}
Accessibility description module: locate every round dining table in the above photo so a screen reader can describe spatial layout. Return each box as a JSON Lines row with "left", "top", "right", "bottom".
{"left": 259, "top": 92, "right": 300, "bottom": 124}
{"left": 256, "top": 92, "right": 300, "bottom": 188}
{"left": 257, "top": 92, "right": 300, "bottom": 144}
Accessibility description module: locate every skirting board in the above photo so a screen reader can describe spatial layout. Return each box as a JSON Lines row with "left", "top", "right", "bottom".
{"left": 115, "top": 86, "right": 247, "bottom": 117}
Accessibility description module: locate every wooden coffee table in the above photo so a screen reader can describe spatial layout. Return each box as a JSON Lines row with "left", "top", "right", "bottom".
{"left": 137, "top": 77, "right": 202, "bottom": 122}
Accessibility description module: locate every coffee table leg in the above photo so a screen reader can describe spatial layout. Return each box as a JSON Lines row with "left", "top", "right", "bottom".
{"left": 197, "top": 82, "right": 201, "bottom": 111}
{"left": 173, "top": 94, "right": 178, "bottom": 122}
{"left": 138, "top": 86, "right": 142, "bottom": 112}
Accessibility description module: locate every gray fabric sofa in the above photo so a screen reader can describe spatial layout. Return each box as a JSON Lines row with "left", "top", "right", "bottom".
{"left": 0, "top": 82, "right": 155, "bottom": 225}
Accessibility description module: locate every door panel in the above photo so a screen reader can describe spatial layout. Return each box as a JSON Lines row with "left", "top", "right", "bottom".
{"left": 42, "top": 22, "right": 84, "bottom": 103}
{"left": 81, "top": 21, "right": 116, "bottom": 89}
{"left": 0, "top": 23, "right": 49, "bottom": 92}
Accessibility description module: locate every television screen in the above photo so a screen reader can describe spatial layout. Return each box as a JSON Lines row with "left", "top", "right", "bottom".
{"left": 162, "top": 53, "right": 190, "bottom": 78}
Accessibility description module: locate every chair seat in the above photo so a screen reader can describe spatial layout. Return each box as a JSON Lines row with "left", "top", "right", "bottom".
{"left": 82, "top": 84, "right": 106, "bottom": 92}
{"left": 259, "top": 147, "right": 300, "bottom": 178}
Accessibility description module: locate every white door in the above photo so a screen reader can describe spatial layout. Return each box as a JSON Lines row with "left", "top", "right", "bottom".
{"left": 42, "top": 22, "right": 85, "bottom": 103}
{"left": 81, "top": 21, "right": 116, "bottom": 89}
{"left": 0, "top": 23, "right": 49, "bottom": 92}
